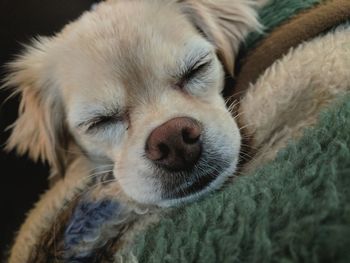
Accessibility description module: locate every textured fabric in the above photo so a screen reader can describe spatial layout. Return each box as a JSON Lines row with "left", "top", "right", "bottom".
{"left": 245, "top": 0, "right": 323, "bottom": 48}
{"left": 128, "top": 95, "right": 350, "bottom": 263}
{"left": 237, "top": 22, "right": 350, "bottom": 174}
{"left": 64, "top": 199, "right": 121, "bottom": 261}
{"left": 232, "top": 0, "right": 350, "bottom": 101}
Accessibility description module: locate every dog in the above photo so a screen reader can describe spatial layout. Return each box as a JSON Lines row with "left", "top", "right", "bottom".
{"left": 3, "top": 0, "right": 261, "bottom": 207}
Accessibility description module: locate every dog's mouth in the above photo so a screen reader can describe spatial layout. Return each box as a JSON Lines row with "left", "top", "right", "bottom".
{"left": 160, "top": 151, "right": 234, "bottom": 201}
{"left": 141, "top": 118, "right": 238, "bottom": 204}
{"left": 165, "top": 171, "right": 220, "bottom": 199}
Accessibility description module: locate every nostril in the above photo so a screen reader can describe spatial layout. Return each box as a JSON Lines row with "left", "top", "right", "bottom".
{"left": 157, "top": 143, "right": 170, "bottom": 161}
{"left": 182, "top": 128, "right": 201, "bottom": 144}
{"left": 146, "top": 141, "right": 170, "bottom": 161}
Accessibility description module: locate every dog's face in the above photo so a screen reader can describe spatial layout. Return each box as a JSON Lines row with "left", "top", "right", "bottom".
{"left": 4, "top": 0, "right": 260, "bottom": 206}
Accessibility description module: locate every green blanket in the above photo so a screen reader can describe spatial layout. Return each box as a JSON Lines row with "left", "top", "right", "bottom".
{"left": 127, "top": 94, "right": 350, "bottom": 263}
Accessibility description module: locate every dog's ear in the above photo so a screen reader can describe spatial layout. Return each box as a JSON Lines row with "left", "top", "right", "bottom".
{"left": 3, "top": 38, "right": 69, "bottom": 177}
{"left": 179, "top": 0, "right": 261, "bottom": 76}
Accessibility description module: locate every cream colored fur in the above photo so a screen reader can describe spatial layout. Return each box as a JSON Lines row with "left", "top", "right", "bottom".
{"left": 4, "top": 0, "right": 261, "bottom": 207}
{"left": 6, "top": 1, "right": 262, "bottom": 261}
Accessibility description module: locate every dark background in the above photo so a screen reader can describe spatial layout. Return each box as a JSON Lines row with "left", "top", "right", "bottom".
{"left": 0, "top": 0, "right": 102, "bottom": 257}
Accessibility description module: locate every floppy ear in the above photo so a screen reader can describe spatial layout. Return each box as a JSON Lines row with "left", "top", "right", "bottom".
{"left": 179, "top": 0, "right": 261, "bottom": 76}
{"left": 3, "top": 38, "right": 69, "bottom": 177}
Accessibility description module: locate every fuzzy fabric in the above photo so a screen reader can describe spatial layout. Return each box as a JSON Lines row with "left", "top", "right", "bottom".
{"left": 124, "top": 95, "right": 350, "bottom": 263}
{"left": 237, "top": 22, "right": 350, "bottom": 174}
{"left": 245, "top": 0, "right": 323, "bottom": 48}
{"left": 233, "top": 0, "right": 350, "bottom": 99}
{"left": 64, "top": 199, "right": 121, "bottom": 261}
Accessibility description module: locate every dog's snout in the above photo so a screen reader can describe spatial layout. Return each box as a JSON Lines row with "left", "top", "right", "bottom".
{"left": 145, "top": 117, "right": 202, "bottom": 171}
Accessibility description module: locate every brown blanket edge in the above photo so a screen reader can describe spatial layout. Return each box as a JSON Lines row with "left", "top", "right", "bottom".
{"left": 230, "top": 0, "right": 350, "bottom": 102}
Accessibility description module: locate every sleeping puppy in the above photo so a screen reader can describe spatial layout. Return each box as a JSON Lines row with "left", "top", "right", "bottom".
{"left": 3, "top": 0, "right": 261, "bottom": 207}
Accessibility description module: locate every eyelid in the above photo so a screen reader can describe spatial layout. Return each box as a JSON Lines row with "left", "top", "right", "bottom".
{"left": 184, "top": 52, "right": 211, "bottom": 73}
{"left": 190, "top": 58, "right": 211, "bottom": 73}
{"left": 178, "top": 54, "right": 212, "bottom": 85}
{"left": 78, "top": 111, "right": 125, "bottom": 132}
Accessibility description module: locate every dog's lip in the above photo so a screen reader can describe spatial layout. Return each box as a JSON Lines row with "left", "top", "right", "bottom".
{"left": 164, "top": 169, "right": 220, "bottom": 199}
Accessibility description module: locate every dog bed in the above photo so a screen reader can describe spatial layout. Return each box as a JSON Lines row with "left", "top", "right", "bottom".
{"left": 7, "top": 0, "right": 350, "bottom": 262}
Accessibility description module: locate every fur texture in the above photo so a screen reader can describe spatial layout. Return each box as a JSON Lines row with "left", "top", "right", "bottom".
{"left": 233, "top": 0, "right": 350, "bottom": 99}
{"left": 3, "top": 0, "right": 261, "bottom": 207}
{"left": 240, "top": 22, "right": 350, "bottom": 172}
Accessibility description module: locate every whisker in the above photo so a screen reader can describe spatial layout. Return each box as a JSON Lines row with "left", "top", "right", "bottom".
{"left": 55, "top": 145, "right": 85, "bottom": 155}
{"left": 89, "top": 170, "right": 114, "bottom": 178}
{"left": 232, "top": 111, "right": 246, "bottom": 120}
{"left": 240, "top": 133, "right": 254, "bottom": 139}
{"left": 83, "top": 164, "right": 114, "bottom": 175}
{"left": 230, "top": 88, "right": 250, "bottom": 98}
{"left": 239, "top": 151, "right": 253, "bottom": 159}
{"left": 85, "top": 170, "right": 114, "bottom": 181}
{"left": 240, "top": 143, "right": 257, "bottom": 150}
{"left": 226, "top": 99, "right": 239, "bottom": 113}
{"left": 239, "top": 123, "right": 254, "bottom": 130}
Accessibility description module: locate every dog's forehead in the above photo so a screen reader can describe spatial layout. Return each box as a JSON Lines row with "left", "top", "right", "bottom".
{"left": 57, "top": 0, "right": 206, "bottom": 104}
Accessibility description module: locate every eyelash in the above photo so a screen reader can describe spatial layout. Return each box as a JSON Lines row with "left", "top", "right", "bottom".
{"left": 84, "top": 114, "right": 125, "bottom": 132}
{"left": 178, "top": 60, "right": 212, "bottom": 87}
{"left": 186, "top": 61, "right": 210, "bottom": 78}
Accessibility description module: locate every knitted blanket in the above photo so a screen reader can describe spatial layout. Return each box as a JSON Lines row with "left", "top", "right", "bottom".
{"left": 7, "top": 0, "right": 350, "bottom": 262}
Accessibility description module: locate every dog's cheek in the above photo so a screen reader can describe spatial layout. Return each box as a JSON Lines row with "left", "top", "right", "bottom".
{"left": 104, "top": 124, "right": 161, "bottom": 204}
{"left": 68, "top": 127, "right": 124, "bottom": 162}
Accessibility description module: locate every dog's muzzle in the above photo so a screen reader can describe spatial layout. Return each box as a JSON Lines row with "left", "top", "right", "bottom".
{"left": 145, "top": 117, "right": 233, "bottom": 200}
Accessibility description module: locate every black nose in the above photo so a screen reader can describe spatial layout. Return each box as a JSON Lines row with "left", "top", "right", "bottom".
{"left": 145, "top": 117, "right": 202, "bottom": 172}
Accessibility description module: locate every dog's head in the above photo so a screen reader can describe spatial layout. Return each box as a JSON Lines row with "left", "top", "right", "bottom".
{"left": 4, "top": 0, "right": 260, "bottom": 206}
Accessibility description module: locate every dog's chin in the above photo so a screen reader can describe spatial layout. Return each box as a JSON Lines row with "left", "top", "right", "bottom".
{"left": 157, "top": 160, "right": 238, "bottom": 207}
{"left": 114, "top": 145, "right": 239, "bottom": 207}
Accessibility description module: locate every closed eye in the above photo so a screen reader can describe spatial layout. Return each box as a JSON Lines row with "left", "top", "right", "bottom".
{"left": 78, "top": 113, "right": 126, "bottom": 133}
{"left": 177, "top": 53, "right": 212, "bottom": 88}
{"left": 182, "top": 60, "right": 211, "bottom": 82}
